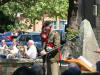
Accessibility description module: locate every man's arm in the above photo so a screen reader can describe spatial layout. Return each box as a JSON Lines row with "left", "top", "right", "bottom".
{"left": 53, "top": 32, "right": 60, "bottom": 49}
{"left": 40, "top": 42, "right": 47, "bottom": 56}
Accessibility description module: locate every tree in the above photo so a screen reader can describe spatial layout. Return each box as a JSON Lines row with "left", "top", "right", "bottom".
{"left": 0, "top": 0, "right": 69, "bottom": 32}
{"left": 67, "top": 0, "right": 79, "bottom": 29}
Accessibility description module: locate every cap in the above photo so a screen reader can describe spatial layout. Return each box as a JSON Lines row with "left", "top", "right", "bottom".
{"left": 42, "top": 21, "right": 52, "bottom": 27}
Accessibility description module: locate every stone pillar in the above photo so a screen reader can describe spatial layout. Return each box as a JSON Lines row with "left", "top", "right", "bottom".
{"left": 79, "top": 19, "right": 100, "bottom": 71}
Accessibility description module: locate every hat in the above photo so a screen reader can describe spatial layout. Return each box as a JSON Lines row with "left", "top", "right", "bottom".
{"left": 42, "top": 21, "right": 51, "bottom": 27}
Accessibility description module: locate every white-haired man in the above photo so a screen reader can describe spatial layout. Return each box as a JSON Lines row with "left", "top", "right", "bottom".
{"left": 24, "top": 40, "right": 37, "bottom": 59}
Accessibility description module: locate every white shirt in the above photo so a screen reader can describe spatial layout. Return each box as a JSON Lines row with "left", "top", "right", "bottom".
{"left": 25, "top": 45, "right": 37, "bottom": 59}
{"left": 0, "top": 45, "right": 7, "bottom": 54}
{"left": 0, "top": 45, "right": 7, "bottom": 50}
{"left": 10, "top": 45, "right": 19, "bottom": 54}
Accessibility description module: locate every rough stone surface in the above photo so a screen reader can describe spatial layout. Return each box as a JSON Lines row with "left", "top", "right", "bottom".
{"left": 61, "top": 41, "right": 72, "bottom": 60}
{"left": 0, "top": 58, "right": 43, "bottom": 75}
{"left": 79, "top": 19, "right": 100, "bottom": 71}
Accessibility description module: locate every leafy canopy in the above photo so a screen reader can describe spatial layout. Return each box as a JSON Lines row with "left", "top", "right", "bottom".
{"left": 0, "top": 0, "right": 69, "bottom": 31}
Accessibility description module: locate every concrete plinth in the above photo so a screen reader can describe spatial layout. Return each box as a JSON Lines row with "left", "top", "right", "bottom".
{"left": 79, "top": 19, "right": 100, "bottom": 71}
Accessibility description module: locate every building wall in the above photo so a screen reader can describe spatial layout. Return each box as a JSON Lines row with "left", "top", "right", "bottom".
{"left": 81, "top": 0, "right": 96, "bottom": 27}
{"left": 18, "top": 15, "right": 66, "bottom": 32}
{"left": 95, "top": 0, "right": 100, "bottom": 47}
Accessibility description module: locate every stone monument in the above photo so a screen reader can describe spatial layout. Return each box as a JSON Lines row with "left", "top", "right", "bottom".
{"left": 79, "top": 19, "right": 100, "bottom": 71}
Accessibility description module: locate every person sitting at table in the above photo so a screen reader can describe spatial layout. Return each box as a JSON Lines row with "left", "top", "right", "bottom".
{"left": 24, "top": 40, "right": 37, "bottom": 59}
{"left": 7, "top": 39, "right": 19, "bottom": 58}
{"left": 0, "top": 39, "right": 8, "bottom": 59}
{"left": 0, "top": 39, "right": 8, "bottom": 53}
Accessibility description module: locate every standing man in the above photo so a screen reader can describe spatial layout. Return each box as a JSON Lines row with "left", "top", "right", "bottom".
{"left": 40, "top": 21, "right": 61, "bottom": 75}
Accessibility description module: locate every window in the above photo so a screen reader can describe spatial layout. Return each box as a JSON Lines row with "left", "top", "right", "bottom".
{"left": 19, "top": 35, "right": 26, "bottom": 45}
{"left": 19, "top": 35, "right": 26, "bottom": 42}
{"left": 51, "top": 21, "right": 57, "bottom": 29}
{"left": 26, "top": 35, "right": 31, "bottom": 42}
{"left": 60, "top": 21, "right": 66, "bottom": 29}
{"left": 32, "top": 35, "right": 41, "bottom": 42}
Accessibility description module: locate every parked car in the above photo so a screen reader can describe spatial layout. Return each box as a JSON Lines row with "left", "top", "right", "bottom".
{"left": 3, "top": 31, "right": 28, "bottom": 40}
{"left": 3, "top": 31, "right": 14, "bottom": 40}
{"left": 55, "top": 29, "right": 66, "bottom": 44}
{"left": 3, "top": 31, "right": 12, "bottom": 36}
{"left": 0, "top": 36, "right": 12, "bottom": 46}
{"left": 16, "top": 32, "right": 42, "bottom": 54}
{"left": 0, "top": 33, "right": 3, "bottom": 38}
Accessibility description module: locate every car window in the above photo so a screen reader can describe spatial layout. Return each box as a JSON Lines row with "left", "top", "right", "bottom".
{"left": 18, "top": 35, "right": 27, "bottom": 45}
{"left": 32, "top": 35, "right": 41, "bottom": 42}
{"left": 19, "top": 35, "right": 26, "bottom": 42}
{"left": 26, "top": 35, "right": 31, "bottom": 42}
{"left": 5, "top": 38, "right": 11, "bottom": 42}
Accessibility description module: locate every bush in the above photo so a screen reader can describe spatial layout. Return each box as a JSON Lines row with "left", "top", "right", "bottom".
{"left": 66, "top": 28, "right": 78, "bottom": 40}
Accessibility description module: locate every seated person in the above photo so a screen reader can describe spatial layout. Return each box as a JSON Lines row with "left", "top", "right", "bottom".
{"left": 0, "top": 39, "right": 8, "bottom": 54}
{"left": 0, "top": 39, "right": 8, "bottom": 49}
{"left": 7, "top": 39, "right": 19, "bottom": 58}
{"left": 24, "top": 40, "right": 37, "bottom": 59}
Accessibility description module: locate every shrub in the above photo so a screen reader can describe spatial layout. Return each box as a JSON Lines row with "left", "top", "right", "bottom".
{"left": 66, "top": 28, "right": 78, "bottom": 40}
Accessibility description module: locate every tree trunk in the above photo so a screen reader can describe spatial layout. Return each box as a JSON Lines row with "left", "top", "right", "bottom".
{"left": 67, "top": 0, "right": 79, "bottom": 29}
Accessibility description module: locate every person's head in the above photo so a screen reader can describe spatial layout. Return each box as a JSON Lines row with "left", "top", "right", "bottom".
{"left": 62, "top": 63, "right": 81, "bottom": 75}
{"left": 1, "top": 39, "right": 6, "bottom": 46}
{"left": 42, "top": 21, "right": 52, "bottom": 33}
{"left": 27, "top": 40, "right": 34, "bottom": 47}
{"left": 12, "top": 66, "right": 33, "bottom": 75}
{"left": 12, "top": 39, "right": 17, "bottom": 46}
{"left": 31, "top": 64, "right": 43, "bottom": 75}
{"left": 96, "top": 61, "right": 100, "bottom": 72}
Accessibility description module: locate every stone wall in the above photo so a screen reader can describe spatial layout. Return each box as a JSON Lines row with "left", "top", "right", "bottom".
{"left": 0, "top": 58, "right": 42, "bottom": 75}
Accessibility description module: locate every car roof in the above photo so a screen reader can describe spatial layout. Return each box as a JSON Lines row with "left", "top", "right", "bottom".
{"left": 20, "top": 32, "right": 41, "bottom": 35}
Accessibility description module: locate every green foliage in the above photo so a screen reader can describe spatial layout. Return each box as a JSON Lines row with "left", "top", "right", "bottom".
{"left": 0, "top": 0, "right": 69, "bottom": 31}
{"left": 7, "top": 25, "right": 14, "bottom": 31}
{"left": 66, "top": 28, "right": 78, "bottom": 40}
